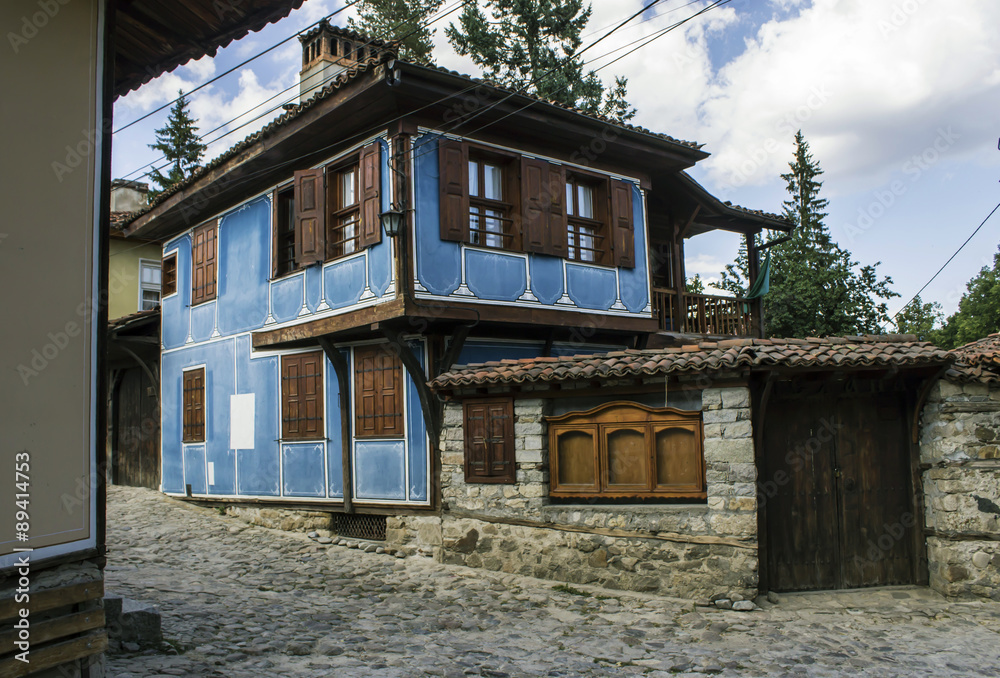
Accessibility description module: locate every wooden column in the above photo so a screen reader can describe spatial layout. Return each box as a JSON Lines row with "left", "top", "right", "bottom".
{"left": 318, "top": 337, "right": 353, "bottom": 514}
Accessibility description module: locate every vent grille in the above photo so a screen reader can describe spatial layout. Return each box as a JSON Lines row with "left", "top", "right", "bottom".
{"left": 331, "top": 513, "right": 387, "bottom": 541}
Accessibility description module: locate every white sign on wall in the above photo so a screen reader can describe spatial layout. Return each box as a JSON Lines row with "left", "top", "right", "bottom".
{"left": 230, "top": 394, "right": 255, "bottom": 449}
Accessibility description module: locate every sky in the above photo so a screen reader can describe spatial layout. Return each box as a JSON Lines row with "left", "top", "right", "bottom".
{"left": 111, "top": 0, "right": 1000, "bottom": 322}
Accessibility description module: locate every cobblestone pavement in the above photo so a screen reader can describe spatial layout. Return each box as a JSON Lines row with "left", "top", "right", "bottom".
{"left": 105, "top": 486, "right": 1000, "bottom": 677}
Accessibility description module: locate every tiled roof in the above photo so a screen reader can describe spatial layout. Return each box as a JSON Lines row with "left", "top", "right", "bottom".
{"left": 110, "top": 211, "right": 132, "bottom": 227}
{"left": 430, "top": 336, "right": 951, "bottom": 390}
{"left": 108, "top": 308, "right": 160, "bottom": 332}
{"left": 947, "top": 333, "right": 1000, "bottom": 383}
{"left": 721, "top": 201, "right": 787, "bottom": 225}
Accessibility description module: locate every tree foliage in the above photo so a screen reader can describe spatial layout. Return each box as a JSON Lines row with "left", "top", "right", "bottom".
{"left": 686, "top": 274, "right": 705, "bottom": 295}
{"left": 892, "top": 294, "right": 943, "bottom": 340}
{"left": 719, "top": 131, "right": 898, "bottom": 338}
{"left": 929, "top": 245, "right": 1000, "bottom": 348}
{"left": 147, "top": 92, "right": 206, "bottom": 200}
{"left": 445, "top": 0, "right": 636, "bottom": 122}
{"left": 348, "top": 0, "right": 445, "bottom": 63}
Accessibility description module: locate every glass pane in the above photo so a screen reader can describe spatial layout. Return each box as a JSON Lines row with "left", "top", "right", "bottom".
{"left": 141, "top": 264, "right": 161, "bottom": 285}
{"left": 340, "top": 169, "right": 356, "bottom": 207}
{"left": 565, "top": 182, "right": 574, "bottom": 215}
{"left": 566, "top": 228, "right": 576, "bottom": 260}
{"left": 470, "top": 211, "right": 481, "bottom": 245}
{"left": 607, "top": 429, "right": 648, "bottom": 486}
{"left": 485, "top": 209, "right": 503, "bottom": 248}
{"left": 556, "top": 430, "right": 595, "bottom": 487}
{"left": 141, "top": 290, "right": 160, "bottom": 310}
{"left": 579, "top": 226, "right": 596, "bottom": 263}
{"left": 577, "top": 184, "right": 594, "bottom": 219}
{"left": 484, "top": 163, "right": 502, "bottom": 200}
{"left": 340, "top": 216, "right": 357, "bottom": 255}
{"left": 469, "top": 160, "right": 479, "bottom": 197}
{"left": 655, "top": 427, "right": 701, "bottom": 487}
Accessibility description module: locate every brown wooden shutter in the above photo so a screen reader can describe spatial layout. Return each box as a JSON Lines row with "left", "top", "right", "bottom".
{"left": 464, "top": 402, "right": 490, "bottom": 480}
{"left": 610, "top": 179, "right": 635, "bottom": 269}
{"left": 521, "top": 157, "right": 566, "bottom": 256}
{"left": 463, "top": 398, "right": 514, "bottom": 484}
{"left": 439, "top": 138, "right": 468, "bottom": 242}
{"left": 182, "top": 368, "right": 205, "bottom": 443}
{"left": 191, "top": 221, "right": 217, "bottom": 304}
{"left": 359, "top": 142, "right": 383, "bottom": 248}
{"left": 162, "top": 252, "right": 177, "bottom": 296}
{"left": 281, "top": 352, "right": 324, "bottom": 440}
{"left": 294, "top": 168, "right": 326, "bottom": 266}
{"left": 354, "top": 344, "right": 404, "bottom": 438}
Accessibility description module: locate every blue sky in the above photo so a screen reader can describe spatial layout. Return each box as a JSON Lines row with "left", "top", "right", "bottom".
{"left": 112, "top": 0, "right": 1000, "bottom": 323}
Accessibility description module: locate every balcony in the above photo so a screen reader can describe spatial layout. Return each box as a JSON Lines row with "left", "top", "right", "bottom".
{"left": 652, "top": 288, "right": 760, "bottom": 338}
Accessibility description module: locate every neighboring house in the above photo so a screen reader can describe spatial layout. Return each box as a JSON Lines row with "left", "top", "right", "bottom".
{"left": 119, "top": 22, "right": 788, "bottom": 525}
{"left": 110, "top": 180, "right": 164, "bottom": 319}
{"left": 1, "top": 2, "right": 304, "bottom": 676}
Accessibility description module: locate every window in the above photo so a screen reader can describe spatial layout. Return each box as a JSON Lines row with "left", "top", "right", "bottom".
{"left": 162, "top": 252, "right": 177, "bottom": 297}
{"left": 566, "top": 175, "right": 607, "bottom": 264}
{"left": 139, "top": 260, "right": 161, "bottom": 310}
{"left": 182, "top": 368, "right": 205, "bottom": 443}
{"left": 547, "top": 403, "right": 704, "bottom": 499}
{"left": 191, "top": 220, "right": 217, "bottom": 305}
{"left": 281, "top": 352, "right": 325, "bottom": 440}
{"left": 282, "top": 142, "right": 382, "bottom": 273}
{"left": 354, "top": 344, "right": 404, "bottom": 438}
{"left": 464, "top": 399, "right": 515, "bottom": 484}
{"left": 468, "top": 154, "right": 515, "bottom": 250}
{"left": 328, "top": 162, "right": 360, "bottom": 259}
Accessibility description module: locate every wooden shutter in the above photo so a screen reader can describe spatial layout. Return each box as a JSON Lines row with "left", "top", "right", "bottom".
{"left": 294, "top": 168, "right": 326, "bottom": 266}
{"left": 354, "top": 344, "right": 403, "bottom": 438}
{"left": 521, "top": 156, "right": 566, "bottom": 256}
{"left": 191, "top": 221, "right": 217, "bottom": 304}
{"left": 182, "top": 368, "right": 205, "bottom": 443}
{"left": 610, "top": 179, "right": 635, "bottom": 269}
{"left": 439, "top": 138, "right": 468, "bottom": 242}
{"left": 359, "top": 142, "right": 383, "bottom": 248}
{"left": 162, "top": 252, "right": 177, "bottom": 296}
{"left": 281, "top": 352, "right": 324, "bottom": 440}
{"left": 463, "top": 398, "right": 514, "bottom": 484}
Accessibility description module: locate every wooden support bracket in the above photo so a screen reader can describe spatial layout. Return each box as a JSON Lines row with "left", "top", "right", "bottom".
{"left": 382, "top": 327, "right": 441, "bottom": 450}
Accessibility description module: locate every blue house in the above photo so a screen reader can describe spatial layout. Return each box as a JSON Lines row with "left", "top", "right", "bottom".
{"left": 121, "top": 23, "right": 790, "bottom": 517}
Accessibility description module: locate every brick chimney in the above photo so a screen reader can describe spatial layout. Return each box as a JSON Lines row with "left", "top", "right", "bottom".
{"left": 297, "top": 21, "right": 392, "bottom": 104}
{"left": 110, "top": 179, "right": 148, "bottom": 212}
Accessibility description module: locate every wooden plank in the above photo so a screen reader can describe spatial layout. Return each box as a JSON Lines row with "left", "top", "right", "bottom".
{"left": 0, "top": 630, "right": 107, "bottom": 678}
{"left": 0, "top": 581, "right": 103, "bottom": 624}
{"left": 0, "top": 608, "right": 104, "bottom": 652}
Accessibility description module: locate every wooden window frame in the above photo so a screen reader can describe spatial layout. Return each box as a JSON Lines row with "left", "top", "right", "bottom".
{"left": 191, "top": 220, "right": 218, "bottom": 306}
{"left": 467, "top": 148, "right": 520, "bottom": 251}
{"left": 463, "top": 398, "right": 516, "bottom": 484}
{"left": 327, "top": 156, "right": 362, "bottom": 261}
{"left": 353, "top": 344, "right": 405, "bottom": 439}
{"left": 547, "top": 402, "right": 705, "bottom": 500}
{"left": 182, "top": 367, "right": 206, "bottom": 443}
{"left": 272, "top": 183, "right": 296, "bottom": 279}
{"left": 565, "top": 171, "right": 610, "bottom": 265}
{"left": 281, "top": 351, "right": 326, "bottom": 441}
{"left": 161, "top": 252, "right": 177, "bottom": 297}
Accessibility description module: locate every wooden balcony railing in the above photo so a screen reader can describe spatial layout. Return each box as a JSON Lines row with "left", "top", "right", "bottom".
{"left": 652, "top": 288, "right": 758, "bottom": 337}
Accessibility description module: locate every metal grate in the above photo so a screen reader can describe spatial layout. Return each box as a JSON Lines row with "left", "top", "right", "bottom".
{"left": 331, "top": 513, "right": 386, "bottom": 541}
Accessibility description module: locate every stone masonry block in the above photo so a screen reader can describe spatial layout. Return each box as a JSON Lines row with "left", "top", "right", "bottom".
{"left": 702, "top": 389, "right": 723, "bottom": 411}
{"left": 723, "top": 420, "right": 753, "bottom": 439}
{"left": 704, "top": 438, "right": 755, "bottom": 464}
{"left": 720, "top": 388, "right": 751, "bottom": 410}
{"left": 703, "top": 409, "right": 738, "bottom": 424}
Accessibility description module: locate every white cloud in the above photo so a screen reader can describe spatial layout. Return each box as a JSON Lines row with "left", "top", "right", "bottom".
{"left": 189, "top": 69, "right": 287, "bottom": 162}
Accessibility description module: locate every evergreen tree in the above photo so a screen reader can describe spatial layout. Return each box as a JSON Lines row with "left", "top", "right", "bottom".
{"left": 686, "top": 274, "right": 705, "bottom": 295}
{"left": 932, "top": 245, "right": 1000, "bottom": 348}
{"left": 348, "top": 0, "right": 444, "bottom": 63}
{"left": 445, "top": 0, "right": 634, "bottom": 120}
{"left": 719, "top": 131, "right": 898, "bottom": 337}
{"left": 147, "top": 92, "right": 206, "bottom": 200}
{"left": 892, "top": 294, "right": 943, "bottom": 340}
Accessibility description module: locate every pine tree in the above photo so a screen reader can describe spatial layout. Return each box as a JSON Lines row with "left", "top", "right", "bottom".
{"left": 147, "top": 92, "right": 206, "bottom": 200}
{"left": 445, "top": 0, "right": 634, "bottom": 118}
{"left": 347, "top": 0, "right": 444, "bottom": 63}
{"left": 719, "top": 131, "right": 898, "bottom": 337}
{"left": 932, "top": 245, "right": 1000, "bottom": 348}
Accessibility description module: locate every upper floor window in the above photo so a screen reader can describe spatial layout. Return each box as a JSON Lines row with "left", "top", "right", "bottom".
{"left": 547, "top": 403, "right": 704, "bottom": 500}
{"left": 191, "top": 220, "right": 217, "bottom": 305}
{"left": 162, "top": 252, "right": 177, "bottom": 297}
{"left": 276, "top": 142, "right": 382, "bottom": 278}
{"left": 139, "top": 260, "right": 161, "bottom": 310}
{"left": 439, "top": 138, "right": 635, "bottom": 269}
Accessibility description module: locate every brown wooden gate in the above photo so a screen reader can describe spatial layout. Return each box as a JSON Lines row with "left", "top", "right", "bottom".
{"left": 762, "top": 380, "right": 920, "bottom": 591}
{"left": 112, "top": 367, "right": 160, "bottom": 489}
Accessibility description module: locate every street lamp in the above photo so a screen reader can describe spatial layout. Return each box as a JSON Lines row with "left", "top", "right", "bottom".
{"left": 379, "top": 204, "right": 405, "bottom": 238}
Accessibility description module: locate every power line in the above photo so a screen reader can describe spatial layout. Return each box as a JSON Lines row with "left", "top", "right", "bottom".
{"left": 113, "top": 0, "right": 365, "bottom": 135}
{"left": 889, "top": 199, "right": 1000, "bottom": 326}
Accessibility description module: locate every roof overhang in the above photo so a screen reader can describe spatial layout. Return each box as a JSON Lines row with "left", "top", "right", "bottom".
{"left": 670, "top": 172, "right": 793, "bottom": 237}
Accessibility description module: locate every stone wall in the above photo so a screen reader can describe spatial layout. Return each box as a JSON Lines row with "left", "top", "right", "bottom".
{"left": 388, "top": 387, "right": 759, "bottom": 600}
{"left": 920, "top": 378, "right": 1000, "bottom": 600}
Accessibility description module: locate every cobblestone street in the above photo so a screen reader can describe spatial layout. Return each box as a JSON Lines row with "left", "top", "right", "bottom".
{"left": 105, "top": 486, "right": 1000, "bottom": 677}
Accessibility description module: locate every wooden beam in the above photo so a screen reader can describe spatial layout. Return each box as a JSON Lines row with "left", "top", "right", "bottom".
{"left": 0, "top": 630, "right": 106, "bottom": 678}
{"left": 253, "top": 299, "right": 406, "bottom": 348}
{"left": 382, "top": 327, "right": 441, "bottom": 449}
{"left": 0, "top": 608, "right": 104, "bottom": 652}
{"left": 437, "top": 324, "right": 472, "bottom": 377}
{"left": 318, "top": 338, "right": 353, "bottom": 514}
{"left": 0, "top": 581, "right": 103, "bottom": 623}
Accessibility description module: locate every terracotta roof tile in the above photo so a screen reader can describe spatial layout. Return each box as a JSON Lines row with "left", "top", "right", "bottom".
{"left": 430, "top": 336, "right": 951, "bottom": 390}
{"left": 947, "top": 333, "right": 1000, "bottom": 383}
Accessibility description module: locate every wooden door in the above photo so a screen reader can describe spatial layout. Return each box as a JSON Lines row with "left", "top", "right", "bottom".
{"left": 113, "top": 367, "right": 161, "bottom": 489}
{"left": 763, "top": 384, "right": 916, "bottom": 591}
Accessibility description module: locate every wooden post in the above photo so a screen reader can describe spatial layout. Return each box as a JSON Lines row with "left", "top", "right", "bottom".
{"left": 746, "top": 231, "right": 764, "bottom": 338}
{"left": 318, "top": 337, "right": 353, "bottom": 514}
{"left": 383, "top": 327, "right": 441, "bottom": 450}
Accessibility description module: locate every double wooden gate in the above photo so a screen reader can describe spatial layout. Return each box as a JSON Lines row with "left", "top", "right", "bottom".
{"left": 761, "top": 381, "right": 924, "bottom": 591}
{"left": 111, "top": 367, "right": 160, "bottom": 489}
